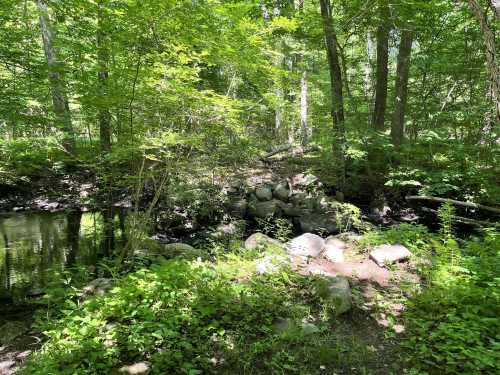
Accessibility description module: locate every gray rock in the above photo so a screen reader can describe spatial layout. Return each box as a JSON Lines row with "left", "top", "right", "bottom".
{"left": 249, "top": 200, "right": 281, "bottom": 218}
{"left": 298, "top": 214, "right": 338, "bottom": 234}
{"left": 323, "top": 237, "right": 346, "bottom": 263}
{"left": 244, "top": 233, "right": 284, "bottom": 251}
{"left": 227, "top": 198, "right": 247, "bottom": 218}
{"left": 370, "top": 244, "right": 411, "bottom": 267}
{"left": 255, "top": 254, "right": 289, "bottom": 274}
{"left": 82, "top": 278, "right": 113, "bottom": 298}
{"left": 300, "top": 322, "right": 320, "bottom": 335}
{"left": 273, "top": 183, "right": 290, "bottom": 201}
{"left": 118, "top": 362, "right": 150, "bottom": 375}
{"left": 315, "top": 276, "right": 352, "bottom": 315}
{"left": 0, "top": 321, "right": 29, "bottom": 345}
{"left": 212, "top": 220, "right": 247, "bottom": 239}
{"left": 289, "top": 192, "right": 308, "bottom": 207}
{"left": 281, "top": 204, "right": 306, "bottom": 217}
{"left": 255, "top": 186, "right": 273, "bottom": 201}
{"left": 286, "top": 233, "right": 325, "bottom": 258}
{"left": 291, "top": 173, "right": 318, "bottom": 187}
{"left": 273, "top": 317, "right": 294, "bottom": 334}
{"left": 162, "top": 243, "right": 205, "bottom": 260}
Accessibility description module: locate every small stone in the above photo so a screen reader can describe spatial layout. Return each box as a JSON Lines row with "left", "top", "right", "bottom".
{"left": 255, "top": 186, "right": 273, "bottom": 201}
{"left": 301, "top": 322, "right": 320, "bottom": 335}
{"left": 286, "top": 233, "right": 325, "bottom": 258}
{"left": 118, "top": 362, "right": 150, "bottom": 375}
{"left": 370, "top": 244, "right": 412, "bottom": 267}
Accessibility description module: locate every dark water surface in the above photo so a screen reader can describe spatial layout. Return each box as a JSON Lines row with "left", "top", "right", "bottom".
{"left": 0, "top": 211, "right": 122, "bottom": 300}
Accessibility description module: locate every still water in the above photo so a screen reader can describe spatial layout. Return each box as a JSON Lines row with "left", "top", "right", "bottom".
{"left": 0, "top": 211, "right": 124, "bottom": 300}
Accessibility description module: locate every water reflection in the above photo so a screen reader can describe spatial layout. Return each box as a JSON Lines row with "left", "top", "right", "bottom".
{"left": 0, "top": 210, "right": 124, "bottom": 300}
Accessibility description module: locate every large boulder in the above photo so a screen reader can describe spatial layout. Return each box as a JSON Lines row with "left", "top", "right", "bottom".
{"left": 273, "top": 183, "right": 290, "bottom": 201}
{"left": 370, "top": 244, "right": 411, "bottom": 267}
{"left": 315, "top": 276, "right": 352, "bottom": 315}
{"left": 255, "top": 254, "right": 289, "bottom": 274}
{"left": 286, "top": 233, "right": 325, "bottom": 258}
{"left": 249, "top": 199, "right": 282, "bottom": 218}
{"left": 298, "top": 213, "right": 338, "bottom": 234}
{"left": 281, "top": 204, "right": 306, "bottom": 217}
{"left": 323, "top": 237, "right": 347, "bottom": 263}
{"left": 245, "top": 233, "right": 284, "bottom": 251}
{"left": 255, "top": 186, "right": 273, "bottom": 201}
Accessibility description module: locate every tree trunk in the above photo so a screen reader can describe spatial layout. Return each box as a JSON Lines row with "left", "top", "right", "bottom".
{"left": 363, "top": 31, "right": 375, "bottom": 101}
{"left": 98, "top": 0, "right": 112, "bottom": 153}
{"left": 300, "top": 70, "right": 310, "bottom": 145}
{"left": 468, "top": 0, "right": 500, "bottom": 123}
{"left": 391, "top": 30, "right": 413, "bottom": 147}
{"left": 319, "top": 0, "right": 346, "bottom": 192}
{"left": 36, "top": 0, "right": 75, "bottom": 155}
{"left": 371, "top": 0, "right": 390, "bottom": 130}
{"left": 490, "top": 0, "right": 500, "bottom": 18}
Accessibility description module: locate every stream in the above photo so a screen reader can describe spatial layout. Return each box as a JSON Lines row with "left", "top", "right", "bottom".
{"left": 0, "top": 210, "right": 125, "bottom": 301}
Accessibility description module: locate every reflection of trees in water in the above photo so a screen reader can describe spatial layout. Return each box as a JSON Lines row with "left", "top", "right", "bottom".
{"left": 0, "top": 210, "right": 125, "bottom": 299}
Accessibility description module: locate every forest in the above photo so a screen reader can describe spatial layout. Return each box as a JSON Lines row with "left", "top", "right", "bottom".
{"left": 0, "top": 0, "right": 499, "bottom": 374}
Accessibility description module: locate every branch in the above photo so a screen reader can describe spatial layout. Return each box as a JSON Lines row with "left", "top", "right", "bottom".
{"left": 406, "top": 195, "right": 500, "bottom": 215}
{"left": 420, "top": 207, "right": 499, "bottom": 227}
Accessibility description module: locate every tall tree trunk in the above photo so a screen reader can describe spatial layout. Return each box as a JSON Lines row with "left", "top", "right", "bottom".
{"left": 300, "top": 70, "right": 310, "bottom": 145}
{"left": 364, "top": 31, "right": 375, "bottom": 101}
{"left": 319, "top": 0, "right": 346, "bottom": 192}
{"left": 468, "top": 0, "right": 500, "bottom": 123}
{"left": 98, "top": 0, "right": 112, "bottom": 153}
{"left": 36, "top": 0, "right": 75, "bottom": 155}
{"left": 371, "top": 0, "right": 390, "bottom": 130}
{"left": 490, "top": 0, "right": 500, "bottom": 18}
{"left": 391, "top": 30, "right": 413, "bottom": 147}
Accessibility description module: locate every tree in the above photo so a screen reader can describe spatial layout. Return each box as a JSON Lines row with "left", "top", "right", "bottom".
{"left": 391, "top": 29, "right": 413, "bottom": 147}
{"left": 36, "top": 0, "right": 76, "bottom": 155}
{"left": 371, "top": 0, "right": 390, "bottom": 130}
{"left": 97, "top": 0, "right": 112, "bottom": 153}
{"left": 319, "top": 0, "right": 346, "bottom": 192}
{"left": 467, "top": 0, "right": 500, "bottom": 123}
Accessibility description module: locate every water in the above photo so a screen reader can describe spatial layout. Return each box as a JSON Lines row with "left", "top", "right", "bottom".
{"left": 0, "top": 210, "right": 124, "bottom": 300}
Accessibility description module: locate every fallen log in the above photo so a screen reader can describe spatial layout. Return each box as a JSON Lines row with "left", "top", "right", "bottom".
{"left": 420, "top": 207, "right": 499, "bottom": 227}
{"left": 406, "top": 195, "right": 500, "bottom": 215}
{"left": 261, "top": 144, "right": 320, "bottom": 161}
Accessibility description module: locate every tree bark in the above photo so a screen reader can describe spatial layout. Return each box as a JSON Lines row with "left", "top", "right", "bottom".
{"left": 490, "top": 0, "right": 500, "bottom": 18}
{"left": 371, "top": 0, "right": 390, "bottom": 130}
{"left": 36, "top": 0, "right": 76, "bottom": 155}
{"left": 300, "top": 70, "right": 309, "bottom": 145}
{"left": 467, "top": 0, "right": 500, "bottom": 123}
{"left": 97, "top": 0, "right": 112, "bottom": 153}
{"left": 319, "top": 0, "right": 346, "bottom": 192}
{"left": 363, "top": 31, "right": 375, "bottom": 101}
{"left": 391, "top": 30, "right": 413, "bottom": 147}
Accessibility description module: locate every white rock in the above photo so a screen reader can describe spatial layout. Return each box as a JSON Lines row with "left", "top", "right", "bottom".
{"left": 286, "top": 233, "right": 325, "bottom": 258}
{"left": 244, "top": 233, "right": 284, "bottom": 250}
{"left": 370, "top": 244, "right": 411, "bottom": 267}
{"left": 119, "top": 362, "right": 150, "bottom": 375}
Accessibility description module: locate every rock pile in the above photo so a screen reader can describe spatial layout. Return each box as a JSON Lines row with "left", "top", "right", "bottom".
{"left": 226, "top": 174, "right": 354, "bottom": 235}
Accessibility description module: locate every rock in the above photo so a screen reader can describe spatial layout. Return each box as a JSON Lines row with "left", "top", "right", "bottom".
{"left": 118, "top": 362, "right": 150, "bottom": 375}
{"left": 244, "top": 233, "right": 284, "bottom": 251}
{"left": 370, "top": 244, "right": 412, "bottom": 267}
{"left": 255, "top": 254, "right": 289, "bottom": 274}
{"left": 82, "top": 278, "right": 113, "bottom": 298}
{"left": 289, "top": 192, "right": 307, "bottom": 207}
{"left": 273, "top": 183, "right": 290, "bottom": 201}
{"left": 162, "top": 243, "right": 205, "bottom": 260}
{"left": 281, "top": 203, "right": 305, "bottom": 217}
{"left": 286, "top": 233, "right": 325, "bottom": 258}
{"left": 291, "top": 173, "right": 318, "bottom": 187}
{"left": 0, "top": 321, "right": 29, "bottom": 345}
{"left": 273, "top": 317, "right": 295, "bottom": 334}
{"left": 323, "top": 237, "right": 346, "bottom": 263}
{"left": 212, "top": 220, "right": 247, "bottom": 239}
{"left": 249, "top": 200, "right": 281, "bottom": 218}
{"left": 335, "top": 232, "right": 363, "bottom": 243}
{"left": 227, "top": 198, "right": 247, "bottom": 218}
{"left": 315, "top": 276, "right": 352, "bottom": 315}
{"left": 300, "top": 322, "right": 320, "bottom": 335}
{"left": 298, "top": 214, "right": 338, "bottom": 234}
{"left": 255, "top": 186, "right": 273, "bottom": 201}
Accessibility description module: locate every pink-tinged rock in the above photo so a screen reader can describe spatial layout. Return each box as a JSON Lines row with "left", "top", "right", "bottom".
{"left": 322, "top": 237, "right": 347, "bottom": 263}
{"left": 370, "top": 244, "right": 411, "bottom": 267}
